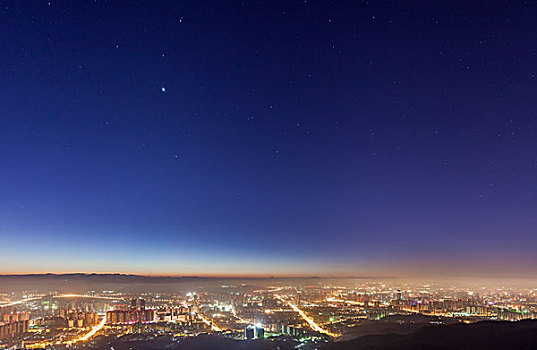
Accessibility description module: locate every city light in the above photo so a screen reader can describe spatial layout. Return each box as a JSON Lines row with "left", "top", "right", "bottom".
{"left": 275, "top": 294, "right": 340, "bottom": 337}
{"left": 2, "top": 280, "right": 537, "bottom": 349}
{"left": 68, "top": 315, "right": 107, "bottom": 344}
{"left": 197, "top": 313, "right": 223, "bottom": 332}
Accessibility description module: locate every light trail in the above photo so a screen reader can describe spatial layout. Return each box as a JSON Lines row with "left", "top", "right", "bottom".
{"left": 326, "top": 297, "right": 361, "bottom": 305}
{"left": 3, "top": 295, "right": 113, "bottom": 348}
{"left": 182, "top": 300, "right": 223, "bottom": 332}
{"left": 68, "top": 315, "right": 107, "bottom": 344}
{"left": 197, "top": 313, "right": 223, "bottom": 332}
{"left": 275, "top": 294, "right": 339, "bottom": 337}
{"left": 0, "top": 296, "right": 42, "bottom": 307}
{"left": 1, "top": 294, "right": 123, "bottom": 307}
{"left": 52, "top": 294, "right": 123, "bottom": 301}
{"left": 25, "top": 315, "right": 107, "bottom": 349}
{"left": 231, "top": 307, "right": 250, "bottom": 324}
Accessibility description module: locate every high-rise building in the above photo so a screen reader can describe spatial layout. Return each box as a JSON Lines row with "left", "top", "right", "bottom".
{"left": 0, "top": 320, "right": 29, "bottom": 339}
{"left": 255, "top": 326, "right": 264, "bottom": 339}
{"left": 363, "top": 294, "right": 370, "bottom": 307}
{"left": 245, "top": 325, "right": 255, "bottom": 340}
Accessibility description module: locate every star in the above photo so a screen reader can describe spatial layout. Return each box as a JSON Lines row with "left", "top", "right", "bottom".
{"left": 161, "top": 87, "right": 166, "bottom": 92}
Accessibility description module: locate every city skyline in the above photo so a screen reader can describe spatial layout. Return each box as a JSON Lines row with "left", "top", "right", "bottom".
{"left": 1, "top": 1, "right": 537, "bottom": 278}
{"left": 1, "top": 275, "right": 536, "bottom": 349}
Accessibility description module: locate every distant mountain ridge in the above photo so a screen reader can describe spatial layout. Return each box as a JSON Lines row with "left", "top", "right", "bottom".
{"left": 0, "top": 273, "right": 376, "bottom": 279}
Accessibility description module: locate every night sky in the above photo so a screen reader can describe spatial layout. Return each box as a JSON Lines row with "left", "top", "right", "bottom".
{"left": 1, "top": 1, "right": 537, "bottom": 277}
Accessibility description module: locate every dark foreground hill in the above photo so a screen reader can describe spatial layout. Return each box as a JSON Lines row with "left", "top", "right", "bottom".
{"left": 88, "top": 320, "right": 537, "bottom": 350}
{"left": 324, "top": 319, "right": 537, "bottom": 350}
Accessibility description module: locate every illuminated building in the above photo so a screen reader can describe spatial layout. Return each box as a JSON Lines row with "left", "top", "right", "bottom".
{"left": 497, "top": 309, "right": 537, "bottom": 321}
{"left": 256, "top": 325, "right": 264, "bottom": 339}
{"left": 106, "top": 308, "right": 155, "bottom": 324}
{"left": 245, "top": 325, "right": 255, "bottom": 340}
{"left": 0, "top": 320, "right": 29, "bottom": 339}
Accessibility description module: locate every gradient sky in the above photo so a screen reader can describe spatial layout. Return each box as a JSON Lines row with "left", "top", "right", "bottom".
{"left": 1, "top": 1, "right": 536, "bottom": 277}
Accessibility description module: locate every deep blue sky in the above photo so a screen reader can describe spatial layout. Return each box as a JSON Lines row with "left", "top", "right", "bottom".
{"left": 1, "top": 1, "right": 536, "bottom": 276}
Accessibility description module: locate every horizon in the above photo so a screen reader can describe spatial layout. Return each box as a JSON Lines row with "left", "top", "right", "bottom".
{"left": 1, "top": 271, "right": 537, "bottom": 282}
{"left": 3, "top": 272, "right": 537, "bottom": 289}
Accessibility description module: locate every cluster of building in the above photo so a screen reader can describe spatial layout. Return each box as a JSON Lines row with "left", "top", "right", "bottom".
{"left": 497, "top": 308, "right": 537, "bottom": 321}
{"left": 0, "top": 309, "right": 30, "bottom": 341}
{"left": 1, "top": 311, "right": 29, "bottom": 324}
{"left": 57, "top": 309, "right": 100, "bottom": 328}
{"left": 386, "top": 292, "right": 537, "bottom": 320}
{"left": 155, "top": 306, "right": 191, "bottom": 323}
{"left": 107, "top": 298, "right": 155, "bottom": 324}
{"left": 267, "top": 324, "right": 309, "bottom": 337}
{"left": 0, "top": 320, "right": 29, "bottom": 339}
